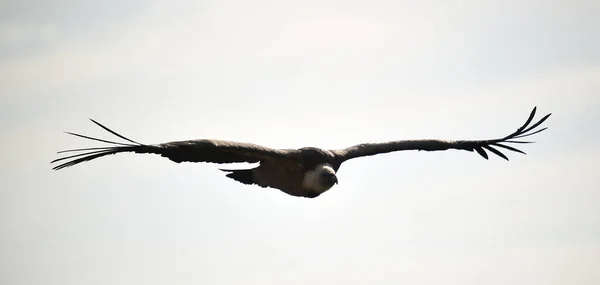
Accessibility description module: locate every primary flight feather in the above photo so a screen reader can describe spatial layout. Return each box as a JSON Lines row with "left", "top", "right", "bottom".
{"left": 52, "top": 107, "right": 551, "bottom": 198}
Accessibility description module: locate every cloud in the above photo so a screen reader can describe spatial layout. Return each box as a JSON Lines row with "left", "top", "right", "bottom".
{"left": 0, "top": 1, "right": 442, "bottom": 97}
{"left": 0, "top": 23, "right": 56, "bottom": 46}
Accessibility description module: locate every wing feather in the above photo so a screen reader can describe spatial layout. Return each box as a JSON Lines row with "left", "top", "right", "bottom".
{"left": 474, "top": 147, "right": 489, "bottom": 159}
{"left": 332, "top": 107, "right": 551, "bottom": 162}
{"left": 482, "top": 145, "right": 508, "bottom": 160}
{"left": 51, "top": 119, "right": 300, "bottom": 170}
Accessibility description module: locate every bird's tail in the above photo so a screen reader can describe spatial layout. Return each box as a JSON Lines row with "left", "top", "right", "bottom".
{"left": 219, "top": 169, "right": 255, "bottom": 185}
{"left": 51, "top": 119, "right": 158, "bottom": 170}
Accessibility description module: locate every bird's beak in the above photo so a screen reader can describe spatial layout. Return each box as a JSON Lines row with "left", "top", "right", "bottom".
{"left": 334, "top": 176, "right": 338, "bottom": 184}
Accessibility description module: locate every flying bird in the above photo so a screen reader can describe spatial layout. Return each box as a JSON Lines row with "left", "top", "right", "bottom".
{"left": 52, "top": 107, "right": 551, "bottom": 198}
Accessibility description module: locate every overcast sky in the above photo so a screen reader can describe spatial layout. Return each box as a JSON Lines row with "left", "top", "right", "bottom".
{"left": 1, "top": 0, "right": 599, "bottom": 284}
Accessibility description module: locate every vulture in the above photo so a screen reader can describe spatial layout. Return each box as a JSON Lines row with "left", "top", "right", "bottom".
{"left": 52, "top": 107, "right": 551, "bottom": 198}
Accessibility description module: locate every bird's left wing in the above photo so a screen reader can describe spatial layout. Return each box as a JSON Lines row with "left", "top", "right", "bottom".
{"left": 332, "top": 107, "right": 551, "bottom": 163}
{"left": 51, "top": 120, "right": 301, "bottom": 170}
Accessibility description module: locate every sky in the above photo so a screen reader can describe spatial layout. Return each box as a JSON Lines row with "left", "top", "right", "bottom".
{"left": 1, "top": 0, "right": 599, "bottom": 284}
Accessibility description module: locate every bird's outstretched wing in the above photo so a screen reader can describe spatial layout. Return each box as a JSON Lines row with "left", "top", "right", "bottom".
{"left": 332, "top": 107, "right": 551, "bottom": 162}
{"left": 51, "top": 120, "right": 300, "bottom": 170}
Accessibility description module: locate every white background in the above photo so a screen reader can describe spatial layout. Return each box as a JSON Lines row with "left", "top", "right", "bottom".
{"left": 2, "top": 0, "right": 599, "bottom": 284}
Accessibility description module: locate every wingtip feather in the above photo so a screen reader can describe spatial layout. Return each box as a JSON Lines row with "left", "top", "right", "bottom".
{"left": 469, "top": 106, "right": 549, "bottom": 161}
{"left": 474, "top": 147, "right": 489, "bottom": 159}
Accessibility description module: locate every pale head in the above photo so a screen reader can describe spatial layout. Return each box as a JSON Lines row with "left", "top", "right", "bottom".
{"left": 302, "top": 163, "right": 338, "bottom": 194}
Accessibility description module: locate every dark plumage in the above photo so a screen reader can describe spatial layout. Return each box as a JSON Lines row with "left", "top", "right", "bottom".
{"left": 52, "top": 107, "right": 551, "bottom": 198}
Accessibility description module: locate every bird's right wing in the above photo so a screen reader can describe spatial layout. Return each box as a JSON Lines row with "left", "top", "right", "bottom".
{"left": 51, "top": 120, "right": 301, "bottom": 170}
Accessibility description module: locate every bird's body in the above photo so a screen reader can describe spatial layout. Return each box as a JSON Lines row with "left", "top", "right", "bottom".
{"left": 52, "top": 107, "right": 551, "bottom": 198}
{"left": 224, "top": 160, "right": 337, "bottom": 198}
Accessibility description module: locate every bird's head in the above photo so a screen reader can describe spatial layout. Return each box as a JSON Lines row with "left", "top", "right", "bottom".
{"left": 302, "top": 163, "right": 338, "bottom": 194}
{"left": 318, "top": 167, "right": 338, "bottom": 189}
